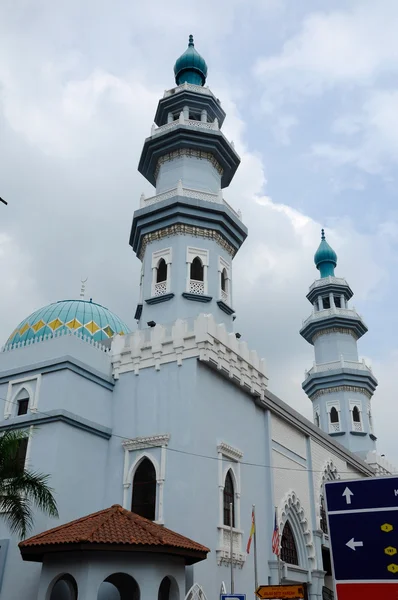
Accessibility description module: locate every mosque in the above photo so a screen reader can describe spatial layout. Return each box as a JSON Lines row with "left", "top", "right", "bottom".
{"left": 0, "top": 36, "right": 393, "bottom": 600}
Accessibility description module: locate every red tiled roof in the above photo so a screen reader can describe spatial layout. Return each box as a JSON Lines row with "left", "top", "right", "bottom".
{"left": 19, "top": 505, "right": 209, "bottom": 564}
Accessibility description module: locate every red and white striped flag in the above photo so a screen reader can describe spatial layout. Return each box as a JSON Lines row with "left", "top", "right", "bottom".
{"left": 272, "top": 508, "right": 280, "bottom": 556}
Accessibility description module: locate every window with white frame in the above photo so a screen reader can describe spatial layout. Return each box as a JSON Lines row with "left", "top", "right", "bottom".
{"left": 151, "top": 248, "right": 172, "bottom": 297}
{"left": 186, "top": 247, "right": 209, "bottom": 295}
{"left": 15, "top": 389, "right": 30, "bottom": 416}
{"left": 216, "top": 442, "right": 245, "bottom": 567}
{"left": 218, "top": 256, "right": 231, "bottom": 305}
{"left": 313, "top": 405, "right": 320, "bottom": 428}
{"left": 327, "top": 402, "right": 341, "bottom": 433}
{"left": 350, "top": 401, "right": 363, "bottom": 432}
{"left": 5, "top": 376, "right": 41, "bottom": 420}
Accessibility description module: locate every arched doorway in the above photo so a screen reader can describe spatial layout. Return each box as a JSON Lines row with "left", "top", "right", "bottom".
{"left": 97, "top": 573, "right": 140, "bottom": 600}
{"left": 49, "top": 574, "right": 78, "bottom": 600}
{"left": 158, "top": 576, "right": 180, "bottom": 600}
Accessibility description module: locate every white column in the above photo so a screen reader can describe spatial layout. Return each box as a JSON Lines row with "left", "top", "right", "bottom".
{"left": 329, "top": 292, "right": 334, "bottom": 308}
{"left": 203, "top": 265, "right": 208, "bottom": 294}
{"left": 318, "top": 296, "right": 323, "bottom": 310}
{"left": 201, "top": 109, "right": 207, "bottom": 122}
{"left": 167, "top": 112, "right": 173, "bottom": 123}
{"left": 341, "top": 294, "right": 345, "bottom": 308}
{"left": 183, "top": 105, "right": 189, "bottom": 120}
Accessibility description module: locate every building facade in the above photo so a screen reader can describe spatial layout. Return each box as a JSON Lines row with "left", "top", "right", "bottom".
{"left": 0, "top": 37, "right": 393, "bottom": 600}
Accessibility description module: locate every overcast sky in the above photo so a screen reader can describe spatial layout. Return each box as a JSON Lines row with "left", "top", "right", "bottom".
{"left": 1, "top": 0, "right": 398, "bottom": 463}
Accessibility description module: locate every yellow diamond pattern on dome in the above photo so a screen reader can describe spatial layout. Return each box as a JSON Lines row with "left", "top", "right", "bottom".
{"left": 19, "top": 323, "right": 30, "bottom": 336}
{"left": 103, "top": 325, "right": 114, "bottom": 338}
{"left": 32, "top": 320, "right": 45, "bottom": 333}
{"left": 48, "top": 318, "right": 63, "bottom": 331}
{"left": 66, "top": 318, "right": 82, "bottom": 330}
{"left": 85, "top": 321, "right": 100, "bottom": 334}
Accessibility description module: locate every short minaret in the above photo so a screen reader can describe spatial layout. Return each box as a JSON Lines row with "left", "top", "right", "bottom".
{"left": 130, "top": 35, "right": 247, "bottom": 329}
{"left": 300, "top": 230, "right": 378, "bottom": 458}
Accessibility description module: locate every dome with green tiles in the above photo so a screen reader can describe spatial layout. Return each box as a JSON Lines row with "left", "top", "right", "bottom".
{"left": 6, "top": 299, "right": 130, "bottom": 347}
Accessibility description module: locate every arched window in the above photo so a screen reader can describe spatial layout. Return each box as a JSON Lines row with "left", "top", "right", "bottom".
{"left": 223, "top": 470, "right": 235, "bottom": 527}
{"left": 320, "top": 496, "right": 328, "bottom": 534}
{"left": 49, "top": 574, "right": 78, "bottom": 600}
{"left": 131, "top": 458, "right": 156, "bottom": 520}
{"left": 98, "top": 573, "right": 140, "bottom": 600}
{"left": 330, "top": 407, "right": 339, "bottom": 423}
{"left": 281, "top": 521, "right": 299, "bottom": 565}
{"left": 190, "top": 257, "right": 204, "bottom": 281}
{"left": 221, "top": 269, "right": 227, "bottom": 292}
{"left": 15, "top": 389, "right": 29, "bottom": 416}
{"left": 352, "top": 406, "right": 360, "bottom": 422}
{"left": 156, "top": 258, "right": 167, "bottom": 283}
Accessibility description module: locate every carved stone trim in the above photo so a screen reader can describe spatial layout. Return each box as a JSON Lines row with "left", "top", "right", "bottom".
{"left": 122, "top": 434, "right": 170, "bottom": 451}
{"left": 312, "top": 327, "right": 358, "bottom": 342}
{"left": 155, "top": 148, "right": 223, "bottom": 179}
{"left": 139, "top": 224, "right": 236, "bottom": 260}
{"left": 217, "top": 442, "right": 243, "bottom": 461}
{"left": 310, "top": 385, "right": 372, "bottom": 401}
{"left": 279, "top": 490, "right": 315, "bottom": 569}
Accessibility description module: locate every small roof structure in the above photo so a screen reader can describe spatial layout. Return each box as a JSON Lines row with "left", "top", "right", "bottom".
{"left": 19, "top": 504, "right": 209, "bottom": 565}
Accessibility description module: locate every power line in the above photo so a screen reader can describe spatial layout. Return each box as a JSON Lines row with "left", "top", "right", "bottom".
{"left": 0, "top": 392, "right": 375, "bottom": 476}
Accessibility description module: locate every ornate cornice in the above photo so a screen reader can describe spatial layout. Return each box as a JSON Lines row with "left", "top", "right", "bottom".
{"left": 155, "top": 148, "right": 224, "bottom": 180}
{"left": 138, "top": 224, "right": 236, "bottom": 260}
{"left": 122, "top": 434, "right": 170, "bottom": 451}
{"left": 312, "top": 327, "right": 358, "bottom": 342}
{"left": 217, "top": 441, "right": 243, "bottom": 461}
{"left": 310, "top": 385, "right": 372, "bottom": 401}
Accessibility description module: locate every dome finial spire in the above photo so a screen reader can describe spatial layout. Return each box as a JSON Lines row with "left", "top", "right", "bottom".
{"left": 174, "top": 34, "right": 208, "bottom": 86}
{"left": 314, "top": 228, "right": 337, "bottom": 278}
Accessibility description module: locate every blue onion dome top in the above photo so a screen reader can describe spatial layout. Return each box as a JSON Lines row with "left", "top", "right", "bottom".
{"left": 174, "top": 35, "right": 208, "bottom": 86}
{"left": 314, "top": 229, "right": 338, "bottom": 278}
{"left": 6, "top": 299, "right": 130, "bottom": 347}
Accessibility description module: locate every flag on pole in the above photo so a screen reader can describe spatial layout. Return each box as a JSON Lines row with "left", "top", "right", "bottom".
{"left": 246, "top": 507, "right": 255, "bottom": 554}
{"left": 272, "top": 508, "right": 280, "bottom": 556}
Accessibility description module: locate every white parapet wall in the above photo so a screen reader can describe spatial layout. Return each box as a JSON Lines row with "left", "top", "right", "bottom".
{"left": 366, "top": 450, "right": 397, "bottom": 475}
{"left": 111, "top": 313, "right": 268, "bottom": 398}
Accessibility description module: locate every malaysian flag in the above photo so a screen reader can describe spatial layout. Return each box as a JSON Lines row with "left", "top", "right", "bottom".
{"left": 272, "top": 509, "right": 280, "bottom": 556}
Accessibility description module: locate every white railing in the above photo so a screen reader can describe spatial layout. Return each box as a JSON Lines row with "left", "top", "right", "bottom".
{"left": 353, "top": 421, "right": 363, "bottom": 432}
{"left": 154, "top": 282, "right": 167, "bottom": 296}
{"left": 140, "top": 185, "right": 242, "bottom": 221}
{"left": 329, "top": 422, "right": 341, "bottom": 433}
{"left": 305, "top": 358, "right": 372, "bottom": 378}
{"left": 189, "top": 280, "right": 205, "bottom": 295}
{"left": 164, "top": 81, "right": 216, "bottom": 99}
{"left": 302, "top": 307, "right": 364, "bottom": 327}
{"left": 308, "top": 276, "right": 348, "bottom": 291}
{"left": 152, "top": 117, "right": 218, "bottom": 138}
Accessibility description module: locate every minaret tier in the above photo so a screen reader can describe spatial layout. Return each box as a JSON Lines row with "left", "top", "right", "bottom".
{"left": 300, "top": 230, "right": 378, "bottom": 458}
{"left": 131, "top": 36, "right": 247, "bottom": 330}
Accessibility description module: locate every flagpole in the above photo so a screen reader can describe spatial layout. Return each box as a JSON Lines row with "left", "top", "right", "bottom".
{"left": 252, "top": 504, "right": 258, "bottom": 598}
{"left": 276, "top": 506, "right": 282, "bottom": 585}
{"left": 230, "top": 502, "right": 234, "bottom": 594}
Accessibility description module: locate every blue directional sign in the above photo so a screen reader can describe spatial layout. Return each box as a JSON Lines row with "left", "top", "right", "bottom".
{"left": 325, "top": 476, "right": 398, "bottom": 600}
{"left": 221, "top": 595, "right": 246, "bottom": 600}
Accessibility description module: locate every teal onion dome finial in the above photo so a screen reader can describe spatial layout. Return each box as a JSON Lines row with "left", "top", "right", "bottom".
{"left": 174, "top": 34, "right": 208, "bottom": 87}
{"left": 314, "top": 228, "right": 337, "bottom": 278}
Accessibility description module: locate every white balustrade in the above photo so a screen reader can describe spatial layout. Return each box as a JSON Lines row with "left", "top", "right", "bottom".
{"left": 152, "top": 117, "right": 218, "bottom": 138}
{"left": 329, "top": 422, "right": 341, "bottom": 433}
{"left": 308, "top": 276, "right": 349, "bottom": 291}
{"left": 154, "top": 282, "right": 167, "bottom": 296}
{"left": 189, "top": 280, "right": 205, "bottom": 295}
{"left": 305, "top": 358, "right": 372, "bottom": 378}
{"left": 302, "top": 307, "right": 364, "bottom": 327}
{"left": 221, "top": 290, "right": 228, "bottom": 303}
{"left": 353, "top": 422, "right": 363, "bottom": 432}
{"left": 164, "top": 82, "right": 216, "bottom": 99}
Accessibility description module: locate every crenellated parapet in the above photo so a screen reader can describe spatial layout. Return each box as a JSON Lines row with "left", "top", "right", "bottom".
{"left": 111, "top": 313, "right": 268, "bottom": 398}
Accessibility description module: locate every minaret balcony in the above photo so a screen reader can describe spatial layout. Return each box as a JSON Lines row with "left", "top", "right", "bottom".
{"left": 139, "top": 184, "right": 242, "bottom": 221}
{"left": 304, "top": 358, "right": 373, "bottom": 380}
{"left": 152, "top": 116, "right": 219, "bottom": 137}
{"left": 163, "top": 82, "right": 216, "bottom": 100}
{"left": 300, "top": 306, "right": 368, "bottom": 344}
{"left": 306, "top": 276, "right": 353, "bottom": 304}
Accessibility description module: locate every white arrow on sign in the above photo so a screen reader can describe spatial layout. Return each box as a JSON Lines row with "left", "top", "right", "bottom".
{"left": 342, "top": 487, "right": 354, "bottom": 505}
{"left": 346, "top": 538, "right": 363, "bottom": 551}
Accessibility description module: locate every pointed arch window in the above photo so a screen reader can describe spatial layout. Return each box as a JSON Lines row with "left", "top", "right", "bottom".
{"left": 320, "top": 495, "right": 328, "bottom": 534}
{"left": 281, "top": 521, "right": 299, "bottom": 566}
{"left": 131, "top": 458, "right": 157, "bottom": 520}
{"left": 315, "top": 412, "right": 320, "bottom": 428}
{"left": 351, "top": 404, "right": 363, "bottom": 432}
{"left": 15, "top": 389, "right": 30, "bottom": 416}
{"left": 223, "top": 470, "right": 235, "bottom": 527}
{"left": 328, "top": 405, "right": 340, "bottom": 433}
{"left": 151, "top": 248, "right": 172, "bottom": 297}
{"left": 186, "top": 248, "right": 209, "bottom": 295}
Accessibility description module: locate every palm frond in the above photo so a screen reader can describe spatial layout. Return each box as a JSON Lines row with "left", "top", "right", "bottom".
{"left": 0, "top": 493, "right": 33, "bottom": 538}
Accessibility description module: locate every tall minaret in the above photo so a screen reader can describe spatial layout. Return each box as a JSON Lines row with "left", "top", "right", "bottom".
{"left": 130, "top": 35, "right": 247, "bottom": 330}
{"left": 300, "top": 230, "right": 378, "bottom": 458}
